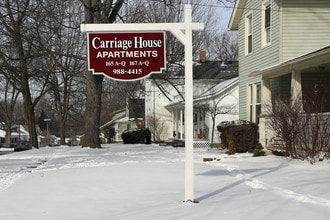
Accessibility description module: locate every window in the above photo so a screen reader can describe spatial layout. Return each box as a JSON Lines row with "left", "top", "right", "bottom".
{"left": 262, "top": 1, "right": 271, "bottom": 45}
{"left": 256, "top": 83, "right": 262, "bottom": 124}
{"left": 270, "top": 74, "right": 291, "bottom": 106}
{"left": 249, "top": 84, "right": 254, "bottom": 121}
{"left": 248, "top": 82, "right": 262, "bottom": 124}
{"left": 302, "top": 72, "right": 330, "bottom": 113}
{"left": 246, "top": 13, "right": 253, "bottom": 54}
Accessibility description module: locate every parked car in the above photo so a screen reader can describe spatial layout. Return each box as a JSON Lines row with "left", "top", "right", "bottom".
{"left": 11, "top": 141, "right": 31, "bottom": 152}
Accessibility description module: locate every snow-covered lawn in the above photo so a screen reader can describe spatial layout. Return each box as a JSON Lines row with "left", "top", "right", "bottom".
{"left": 0, "top": 144, "right": 330, "bottom": 220}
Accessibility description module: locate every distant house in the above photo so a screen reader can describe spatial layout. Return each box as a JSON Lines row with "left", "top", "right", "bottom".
{"left": 0, "top": 129, "right": 5, "bottom": 145}
{"left": 228, "top": 0, "right": 330, "bottom": 147}
{"left": 144, "top": 60, "right": 238, "bottom": 143}
{"left": 165, "top": 77, "right": 238, "bottom": 144}
{"left": 100, "top": 108, "right": 144, "bottom": 143}
{"left": 10, "top": 124, "right": 30, "bottom": 143}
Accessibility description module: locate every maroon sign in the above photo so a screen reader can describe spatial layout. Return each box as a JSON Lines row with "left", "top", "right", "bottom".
{"left": 88, "top": 32, "right": 166, "bottom": 81}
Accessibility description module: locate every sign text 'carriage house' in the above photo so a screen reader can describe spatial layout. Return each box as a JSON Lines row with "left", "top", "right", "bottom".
{"left": 88, "top": 32, "right": 166, "bottom": 81}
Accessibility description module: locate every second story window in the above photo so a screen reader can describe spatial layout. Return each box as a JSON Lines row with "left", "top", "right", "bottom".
{"left": 263, "top": 1, "right": 271, "bottom": 45}
{"left": 246, "top": 13, "right": 253, "bottom": 54}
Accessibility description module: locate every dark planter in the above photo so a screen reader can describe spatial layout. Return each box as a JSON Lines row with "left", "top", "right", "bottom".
{"left": 217, "top": 120, "right": 258, "bottom": 154}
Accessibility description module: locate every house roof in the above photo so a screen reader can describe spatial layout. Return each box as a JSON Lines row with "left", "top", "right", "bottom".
{"left": 228, "top": 0, "right": 247, "bottom": 30}
{"left": 165, "top": 77, "right": 239, "bottom": 109}
{"left": 100, "top": 109, "right": 126, "bottom": 130}
{"left": 150, "top": 59, "right": 238, "bottom": 80}
{"left": 195, "top": 77, "right": 239, "bottom": 101}
{"left": 249, "top": 45, "right": 330, "bottom": 78}
{"left": 10, "top": 125, "right": 29, "bottom": 138}
{"left": 169, "top": 61, "right": 238, "bottom": 80}
{"left": 192, "top": 61, "right": 238, "bottom": 79}
{"left": 100, "top": 116, "right": 125, "bottom": 130}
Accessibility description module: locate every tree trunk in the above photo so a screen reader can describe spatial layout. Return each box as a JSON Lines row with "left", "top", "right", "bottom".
{"left": 82, "top": 0, "right": 124, "bottom": 148}
{"left": 211, "top": 117, "right": 215, "bottom": 147}
{"left": 81, "top": 0, "right": 105, "bottom": 148}
{"left": 18, "top": 36, "right": 38, "bottom": 148}
{"left": 82, "top": 72, "right": 104, "bottom": 148}
{"left": 22, "top": 87, "right": 38, "bottom": 148}
{"left": 59, "top": 118, "right": 66, "bottom": 145}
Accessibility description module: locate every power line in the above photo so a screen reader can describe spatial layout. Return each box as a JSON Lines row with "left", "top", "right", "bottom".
{"left": 190, "top": 2, "right": 330, "bottom": 15}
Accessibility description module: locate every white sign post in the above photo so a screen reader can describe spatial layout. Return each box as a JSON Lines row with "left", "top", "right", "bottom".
{"left": 81, "top": 4, "right": 204, "bottom": 202}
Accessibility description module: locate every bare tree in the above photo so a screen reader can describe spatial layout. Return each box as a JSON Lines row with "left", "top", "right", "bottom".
{"left": 267, "top": 93, "right": 330, "bottom": 162}
{"left": 43, "top": 1, "right": 86, "bottom": 145}
{"left": 124, "top": 0, "right": 223, "bottom": 64}
{"left": 208, "top": 31, "right": 238, "bottom": 61}
{"left": 100, "top": 79, "right": 127, "bottom": 124}
{"left": 0, "top": 76, "right": 20, "bottom": 146}
{"left": 0, "top": 0, "right": 61, "bottom": 148}
{"left": 145, "top": 115, "right": 168, "bottom": 142}
{"left": 81, "top": 0, "right": 125, "bottom": 148}
{"left": 123, "top": 0, "right": 233, "bottom": 98}
{"left": 195, "top": 96, "right": 237, "bottom": 147}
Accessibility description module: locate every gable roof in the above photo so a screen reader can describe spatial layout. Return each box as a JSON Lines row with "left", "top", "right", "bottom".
{"left": 100, "top": 109, "right": 126, "bottom": 130}
{"left": 228, "top": 0, "right": 247, "bottom": 30}
{"left": 196, "top": 77, "right": 238, "bottom": 101}
{"left": 174, "top": 61, "right": 238, "bottom": 80}
{"left": 165, "top": 77, "right": 239, "bottom": 109}
{"left": 193, "top": 61, "right": 238, "bottom": 79}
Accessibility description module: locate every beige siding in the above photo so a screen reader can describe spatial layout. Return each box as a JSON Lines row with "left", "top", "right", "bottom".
{"left": 281, "top": 0, "right": 330, "bottom": 61}
{"left": 238, "top": 0, "right": 281, "bottom": 119}
{"left": 236, "top": 0, "right": 330, "bottom": 120}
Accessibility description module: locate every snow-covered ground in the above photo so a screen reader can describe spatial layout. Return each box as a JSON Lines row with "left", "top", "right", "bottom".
{"left": 1, "top": 144, "right": 330, "bottom": 220}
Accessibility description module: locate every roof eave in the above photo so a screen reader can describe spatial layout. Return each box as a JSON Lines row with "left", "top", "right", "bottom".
{"left": 249, "top": 46, "right": 330, "bottom": 78}
{"left": 228, "top": 0, "right": 246, "bottom": 31}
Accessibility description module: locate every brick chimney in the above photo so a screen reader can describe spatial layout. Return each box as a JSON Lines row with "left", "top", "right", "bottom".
{"left": 200, "top": 50, "right": 206, "bottom": 63}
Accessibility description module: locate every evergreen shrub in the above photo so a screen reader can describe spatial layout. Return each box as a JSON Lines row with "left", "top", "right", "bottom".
{"left": 121, "top": 129, "right": 151, "bottom": 144}
{"left": 253, "top": 143, "right": 266, "bottom": 157}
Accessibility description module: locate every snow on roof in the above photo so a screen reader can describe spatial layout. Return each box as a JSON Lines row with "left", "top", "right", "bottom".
{"left": 116, "top": 116, "right": 130, "bottom": 123}
{"left": 10, "top": 125, "right": 29, "bottom": 137}
{"left": 165, "top": 77, "right": 239, "bottom": 109}
{"left": 100, "top": 116, "right": 139, "bottom": 130}
{"left": 197, "top": 77, "right": 238, "bottom": 100}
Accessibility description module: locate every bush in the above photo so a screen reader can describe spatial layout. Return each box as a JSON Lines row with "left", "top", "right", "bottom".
{"left": 267, "top": 97, "right": 330, "bottom": 162}
{"left": 121, "top": 129, "right": 151, "bottom": 144}
{"left": 253, "top": 143, "right": 266, "bottom": 157}
{"left": 217, "top": 120, "right": 258, "bottom": 154}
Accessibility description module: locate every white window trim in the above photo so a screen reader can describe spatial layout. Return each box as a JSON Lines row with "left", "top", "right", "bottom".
{"left": 248, "top": 84, "right": 254, "bottom": 121}
{"left": 247, "top": 82, "right": 262, "bottom": 123}
{"left": 245, "top": 11, "right": 253, "bottom": 55}
{"left": 261, "top": 0, "right": 271, "bottom": 47}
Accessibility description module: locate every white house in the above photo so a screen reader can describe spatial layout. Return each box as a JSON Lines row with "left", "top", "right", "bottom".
{"left": 144, "top": 61, "right": 239, "bottom": 144}
{"left": 10, "top": 124, "right": 30, "bottom": 143}
{"left": 0, "top": 129, "right": 6, "bottom": 146}
{"left": 100, "top": 108, "right": 144, "bottom": 143}
{"left": 165, "top": 77, "right": 239, "bottom": 144}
